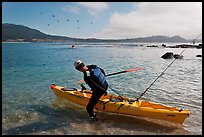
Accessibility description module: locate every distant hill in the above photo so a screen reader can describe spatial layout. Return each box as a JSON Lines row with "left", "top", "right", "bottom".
{"left": 2, "top": 23, "right": 202, "bottom": 43}
{"left": 122, "top": 35, "right": 187, "bottom": 43}
{"left": 2, "top": 23, "right": 80, "bottom": 42}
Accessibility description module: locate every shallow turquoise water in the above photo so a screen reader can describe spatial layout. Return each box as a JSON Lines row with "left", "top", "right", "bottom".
{"left": 2, "top": 42, "right": 202, "bottom": 135}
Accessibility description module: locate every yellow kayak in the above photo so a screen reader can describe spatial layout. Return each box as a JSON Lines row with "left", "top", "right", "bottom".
{"left": 50, "top": 84, "right": 190, "bottom": 124}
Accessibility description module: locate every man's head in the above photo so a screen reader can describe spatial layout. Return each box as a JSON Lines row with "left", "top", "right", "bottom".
{"left": 74, "top": 60, "right": 85, "bottom": 71}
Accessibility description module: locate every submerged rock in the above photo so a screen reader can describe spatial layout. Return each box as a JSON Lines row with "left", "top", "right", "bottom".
{"left": 161, "top": 52, "right": 174, "bottom": 59}
{"left": 196, "top": 54, "right": 202, "bottom": 57}
{"left": 161, "top": 52, "right": 184, "bottom": 59}
{"left": 173, "top": 54, "right": 183, "bottom": 59}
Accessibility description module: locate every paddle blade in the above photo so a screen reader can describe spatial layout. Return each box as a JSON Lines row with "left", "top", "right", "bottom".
{"left": 126, "top": 67, "right": 144, "bottom": 72}
{"left": 76, "top": 79, "right": 85, "bottom": 84}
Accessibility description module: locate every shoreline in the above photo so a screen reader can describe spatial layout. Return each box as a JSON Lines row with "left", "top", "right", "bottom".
{"left": 2, "top": 42, "right": 31, "bottom": 43}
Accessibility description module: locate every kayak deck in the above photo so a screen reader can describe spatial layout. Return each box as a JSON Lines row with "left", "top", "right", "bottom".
{"left": 50, "top": 84, "right": 190, "bottom": 124}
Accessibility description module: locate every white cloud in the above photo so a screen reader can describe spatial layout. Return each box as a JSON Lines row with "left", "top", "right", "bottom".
{"left": 62, "top": 5, "right": 80, "bottom": 14}
{"left": 93, "top": 2, "right": 202, "bottom": 39}
{"left": 77, "top": 2, "right": 109, "bottom": 16}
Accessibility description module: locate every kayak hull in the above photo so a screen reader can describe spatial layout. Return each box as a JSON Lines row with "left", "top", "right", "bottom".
{"left": 50, "top": 84, "right": 190, "bottom": 124}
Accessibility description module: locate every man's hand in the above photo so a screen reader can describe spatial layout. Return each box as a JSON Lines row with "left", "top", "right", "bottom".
{"left": 81, "top": 84, "right": 86, "bottom": 91}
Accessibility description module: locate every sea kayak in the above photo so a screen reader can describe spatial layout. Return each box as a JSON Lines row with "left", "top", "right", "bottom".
{"left": 50, "top": 84, "right": 190, "bottom": 124}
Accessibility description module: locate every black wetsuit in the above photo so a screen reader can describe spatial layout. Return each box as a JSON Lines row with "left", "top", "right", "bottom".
{"left": 83, "top": 65, "right": 108, "bottom": 117}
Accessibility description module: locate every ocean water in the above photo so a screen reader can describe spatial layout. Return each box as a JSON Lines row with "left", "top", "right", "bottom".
{"left": 2, "top": 42, "right": 202, "bottom": 135}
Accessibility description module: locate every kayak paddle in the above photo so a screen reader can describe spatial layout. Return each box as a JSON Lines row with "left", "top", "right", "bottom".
{"left": 76, "top": 66, "right": 143, "bottom": 84}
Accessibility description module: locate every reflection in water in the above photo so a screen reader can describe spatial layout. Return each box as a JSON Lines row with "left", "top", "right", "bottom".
{"left": 3, "top": 97, "right": 189, "bottom": 135}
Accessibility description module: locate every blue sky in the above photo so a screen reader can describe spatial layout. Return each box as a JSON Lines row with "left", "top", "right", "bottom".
{"left": 2, "top": 2, "right": 202, "bottom": 39}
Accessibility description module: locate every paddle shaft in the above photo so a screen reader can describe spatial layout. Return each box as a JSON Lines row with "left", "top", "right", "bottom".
{"left": 106, "top": 67, "right": 143, "bottom": 76}
{"left": 106, "top": 71, "right": 127, "bottom": 76}
{"left": 76, "top": 67, "right": 143, "bottom": 84}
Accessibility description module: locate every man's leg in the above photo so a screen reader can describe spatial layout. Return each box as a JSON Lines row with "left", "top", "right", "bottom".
{"left": 86, "top": 91, "right": 104, "bottom": 117}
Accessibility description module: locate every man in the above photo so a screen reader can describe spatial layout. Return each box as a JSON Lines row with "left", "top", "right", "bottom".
{"left": 74, "top": 60, "right": 108, "bottom": 120}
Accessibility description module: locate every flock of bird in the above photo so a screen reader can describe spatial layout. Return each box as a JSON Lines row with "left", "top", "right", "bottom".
{"left": 40, "top": 12, "right": 93, "bottom": 29}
